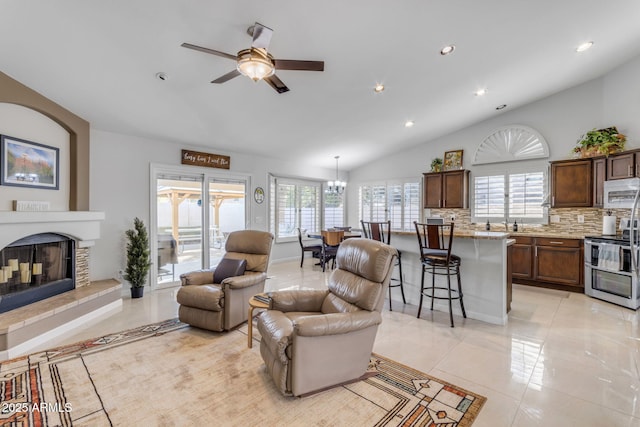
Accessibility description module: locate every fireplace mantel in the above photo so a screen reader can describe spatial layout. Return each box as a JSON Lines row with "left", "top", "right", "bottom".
{"left": 0, "top": 211, "right": 105, "bottom": 249}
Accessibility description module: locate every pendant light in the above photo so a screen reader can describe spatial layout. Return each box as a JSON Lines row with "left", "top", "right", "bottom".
{"left": 327, "top": 156, "right": 346, "bottom": 194}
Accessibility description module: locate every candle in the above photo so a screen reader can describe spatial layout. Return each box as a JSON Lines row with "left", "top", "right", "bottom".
{"left": 32, "top": 263, "right": 43, "bottom": 275}
{"left": 0, "top": 270, "right": 5, "bottom": 284}
{"left": 20, "top": 270, "right": 30, "bottom": 284}
{"left": 19, "top": 262, "right": 30, "bottom": 272}
{"left": 8, "top": 259, "right": 18, "bottom": 272}
{"left": 3, "top": 266, "right": 12, "bottom": 279}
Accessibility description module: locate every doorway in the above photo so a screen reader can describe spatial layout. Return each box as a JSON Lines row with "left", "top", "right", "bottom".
{"left": 152, "top": 168, "right": 249, "bottom": 289}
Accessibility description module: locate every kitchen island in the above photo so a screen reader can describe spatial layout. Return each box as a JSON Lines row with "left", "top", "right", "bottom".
{"left": 391, "top": 230, "right": 514, "bottom": 325}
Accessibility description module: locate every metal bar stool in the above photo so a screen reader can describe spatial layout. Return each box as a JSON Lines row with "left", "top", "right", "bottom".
{"left": 361, "top": 220, "right": 406, "bottom": 310}
{"left": 414, "top": 221, "right": 466, "bottom": 327}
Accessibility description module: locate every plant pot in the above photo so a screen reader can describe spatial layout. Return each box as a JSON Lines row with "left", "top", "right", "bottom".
{"left": 130, "top": 287, "right": 144, "bottom": 298}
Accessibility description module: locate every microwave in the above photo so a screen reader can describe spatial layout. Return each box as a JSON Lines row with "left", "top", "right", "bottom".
{"left": 604, "top": 177, "right": 640, "bottom": 209}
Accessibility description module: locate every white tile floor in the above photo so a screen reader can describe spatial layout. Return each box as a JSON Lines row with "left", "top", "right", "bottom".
{"left": 29, "top": 260, "right": 640, "bottom": 426}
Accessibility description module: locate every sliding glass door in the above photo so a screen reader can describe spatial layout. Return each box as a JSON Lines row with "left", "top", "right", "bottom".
{"left": 155, "top": 175, "right": 203, "bottom": 288}
{"left": 152, "top": 167, "right": 249, "bottom": 289}
{"left": 208, "top": 177, "right": 246, "bottom": 267}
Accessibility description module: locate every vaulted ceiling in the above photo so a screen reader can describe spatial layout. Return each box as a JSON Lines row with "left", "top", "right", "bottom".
{"left": 2, "top": 1, "right": 640, "bottom": 170}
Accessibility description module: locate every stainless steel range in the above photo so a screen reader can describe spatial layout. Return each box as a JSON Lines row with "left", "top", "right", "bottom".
{"left": 584, "top": 178, "right": 640, "bottom": 309}
{"left": 584, "top": 234, "right": 639, "bottom": 309}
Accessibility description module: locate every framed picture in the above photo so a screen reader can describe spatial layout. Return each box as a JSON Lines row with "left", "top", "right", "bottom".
{"left": 443, "top": 149, "right": 464, "bottom": 171}
{"left": 0, "top": 135, "right": 59, "bottom": 190}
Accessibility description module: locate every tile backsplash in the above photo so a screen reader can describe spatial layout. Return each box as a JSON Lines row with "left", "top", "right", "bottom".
{"left": 428, "top": 208, "right": 629, "bottom": 235}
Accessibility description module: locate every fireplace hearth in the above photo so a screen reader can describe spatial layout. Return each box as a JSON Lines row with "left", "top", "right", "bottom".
{"left": 0, "top": 233, "right": 75, "bottom": 313}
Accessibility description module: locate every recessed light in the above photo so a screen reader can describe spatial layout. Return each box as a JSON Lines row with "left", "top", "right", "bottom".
{"left": 576, "top": 41, "right": 594, "bottom": 52}
{"left": 374, "top": 83, "right": 385, "bottom": 93}
{"left": 496, "top": 104, "right": 507, "bottom": 110}
{"left": 440, "top": 45, "right": 456, "bottom": 55}
{"left": 474, "top": 88, "right": 487, "bottom": 96}
{"left": 155, "top": 72, "right": 169, "bottom": 81}
{"left": 404, "top": 120, "right": 415, "bottom": 128}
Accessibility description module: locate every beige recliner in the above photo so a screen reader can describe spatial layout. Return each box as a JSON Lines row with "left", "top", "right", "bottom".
{"left": 257, "top": 238, "right": 397, "bottom": 396}
{"left": 177, "top": 230, "right": 274, "bottom": 332}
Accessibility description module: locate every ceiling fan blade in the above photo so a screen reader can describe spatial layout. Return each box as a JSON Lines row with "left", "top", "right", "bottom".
{"left": 274, "top": 59, "right": 324, "bottom": 72}
{"left": 211, "top": 69, "right": 241, "bottom": 84}
{"left": 250, "top": 22, "right": 273, "bottom": 50}
{"left": 181, "top": 43, "right": 237, "bottom": 61}
{"left": 264, "top": 74, "right": 290, "bottom": 94}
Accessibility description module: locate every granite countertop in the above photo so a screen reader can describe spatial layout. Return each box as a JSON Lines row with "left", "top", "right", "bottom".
{"left": 392, "top": 230, "right": 587, "bottom": 240}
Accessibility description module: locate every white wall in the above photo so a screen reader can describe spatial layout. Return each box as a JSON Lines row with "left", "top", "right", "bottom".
{"left": 89, "top": 129, "right": 337, "bottom": 280}
{"left": 348, "top": 55, "right": 640, "bottom": 222}
{"left": 0, "top": 103, "right": 70, "bottom": 210}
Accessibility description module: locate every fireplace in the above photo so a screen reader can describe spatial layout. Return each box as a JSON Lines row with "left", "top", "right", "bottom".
{"left": 0, "top": 233, "right": 75, "bottom": 313}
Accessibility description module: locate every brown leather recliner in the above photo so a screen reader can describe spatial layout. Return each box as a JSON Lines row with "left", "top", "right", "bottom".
{"left": 177, "top": 230, "right": 274, "bottom": 332}
{"left": 257, "top": 238, "right": 397, "bottom": 396}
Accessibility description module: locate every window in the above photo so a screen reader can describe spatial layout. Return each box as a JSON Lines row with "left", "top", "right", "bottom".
{"left": 472, "top": 170, "right": 546, "bottom": 223}
{"left": 269, "top": 176, "right": 343, "bottom": 242}
{"left": 359, "top": 180, "right": 420, "bottom": 231}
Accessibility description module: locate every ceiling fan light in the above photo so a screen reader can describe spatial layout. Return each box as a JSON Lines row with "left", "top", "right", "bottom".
{"left": 237, "top": 48, "right": 275, "bottom": 81}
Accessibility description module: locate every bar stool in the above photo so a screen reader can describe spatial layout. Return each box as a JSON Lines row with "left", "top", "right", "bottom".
{"left": 413, "top": 221, "right": 466, "bottom": 327}
{"left": 361, "top": 220, "right": 406, "bottom": 310}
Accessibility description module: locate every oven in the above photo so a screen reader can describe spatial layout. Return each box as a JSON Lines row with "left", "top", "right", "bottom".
{"left": 584, "top": 236, "right": 640, "bottom": 309}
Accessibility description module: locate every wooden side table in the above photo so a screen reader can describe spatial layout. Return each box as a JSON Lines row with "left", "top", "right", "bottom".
{"left": 247, "top": 293, "right": 270, "bottom": 348}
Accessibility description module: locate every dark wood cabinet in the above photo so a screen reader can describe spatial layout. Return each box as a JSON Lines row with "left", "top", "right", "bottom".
{"left": 511, "top": 237, "right": 583, "bottom": 291}
{"left": 607, "top": 152, "right": 639, "bottom": 180}
{"left": 592, "top": 157, "right": 606, "bottom": 207}
{"left": 423, "top": 173, "right": 443, "bottom": 208}
{"left": 550, "top": 159, "right": 592, "bottom": 207}
{"left": 423, "top": 170, "right": 469, "bottom": 209}
{"left": 511, "top": 236, "right": 534, "bottom": 280}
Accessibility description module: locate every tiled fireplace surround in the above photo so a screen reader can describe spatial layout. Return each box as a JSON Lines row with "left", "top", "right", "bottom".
{"left": 0, "top": 211, "right": 121, "bottom": 360}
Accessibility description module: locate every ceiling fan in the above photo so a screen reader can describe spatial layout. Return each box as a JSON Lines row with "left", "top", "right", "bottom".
{"left": 181, "top": 22, "right": 324, "bottom": 94}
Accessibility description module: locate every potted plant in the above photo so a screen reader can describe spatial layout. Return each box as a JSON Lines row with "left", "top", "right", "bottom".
{"left": 124, "top": 217, "right": 151, "bottom": 298}
{"left": 430, "top": 157, "right": 443, "bottom": 172}
{"left": 573, "top": 126, "right": 626, "bottom": 158}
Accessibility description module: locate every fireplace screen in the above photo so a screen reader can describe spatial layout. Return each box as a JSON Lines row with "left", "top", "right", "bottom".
{"left": 0, "top": 233, "right": 75, "bottom": 313}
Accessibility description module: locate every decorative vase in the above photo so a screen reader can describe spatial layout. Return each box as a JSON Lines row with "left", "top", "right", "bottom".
{"left": 130, "top": 287, "right": 144, "bottom": 298}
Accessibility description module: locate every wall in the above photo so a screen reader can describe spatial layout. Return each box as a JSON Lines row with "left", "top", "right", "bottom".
{"left": 348, "top": 54, "right": 640, "bottom": 235}
{"left": 0, "top": 103, "right": 70, "bottom": 210}
{"left": 89, "top": 129, "right": 337, "bottom": 280}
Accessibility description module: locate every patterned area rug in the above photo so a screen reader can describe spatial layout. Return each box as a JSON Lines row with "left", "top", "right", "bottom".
{"left": 0, "top": 319, "right": 485, "bottom": 426}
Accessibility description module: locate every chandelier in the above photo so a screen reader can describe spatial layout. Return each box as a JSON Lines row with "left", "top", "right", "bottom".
{"left": 327, "top": 156, "right": 346, "bottom": 194}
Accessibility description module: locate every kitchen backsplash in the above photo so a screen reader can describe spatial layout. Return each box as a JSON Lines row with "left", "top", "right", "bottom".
{"left": 428, "top": 208, "right": 630, "bottom": 235}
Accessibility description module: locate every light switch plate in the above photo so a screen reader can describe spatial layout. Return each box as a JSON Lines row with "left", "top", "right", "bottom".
{"left": 577, "top": 215, "right": 585, "bottom": 223}
{"left": 550, "top": 215, "right": 560, "bottom": 223}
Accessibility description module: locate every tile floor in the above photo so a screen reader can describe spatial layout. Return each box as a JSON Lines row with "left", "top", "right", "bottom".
{"left": 28, "top": 260, "right": 640, "bottom": 426}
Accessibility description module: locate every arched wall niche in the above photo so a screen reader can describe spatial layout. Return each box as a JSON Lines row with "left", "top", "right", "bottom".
{"left": 0, "top": 71, "right": 90, "bottom": 210}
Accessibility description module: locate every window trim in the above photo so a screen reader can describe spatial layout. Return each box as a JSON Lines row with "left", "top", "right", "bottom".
{"left": 358, "top": 178, "right": 420, "bottom": 232}
{"left": 471, "top": 166, "right": 548, "bottom": 225}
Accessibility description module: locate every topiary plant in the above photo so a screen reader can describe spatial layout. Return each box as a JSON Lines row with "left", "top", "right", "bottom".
{"left": 124, "top": 217, "right": 151, "bottom": 292}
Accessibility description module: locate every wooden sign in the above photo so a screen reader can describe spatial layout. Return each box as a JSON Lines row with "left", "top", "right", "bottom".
{"left": 181, "top": 149, "right": 230, "bottom": 169}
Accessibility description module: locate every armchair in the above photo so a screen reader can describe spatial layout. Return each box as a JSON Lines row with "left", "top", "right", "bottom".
{"left": 257, "top": 238, "right": 397, "bottom": 396}
{"left": 177, "top": 230, "right": 274, "bottom": 332}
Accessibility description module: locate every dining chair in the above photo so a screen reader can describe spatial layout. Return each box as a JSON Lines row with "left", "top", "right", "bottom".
{"left": 320, "top": 230, "right": 344, "bottom": 272}
{"left": 360, "top": 220, "right": 405, "bottom": 310}
{"left": 413, "top": 221, "right": 466, "bottom": 327}
{"left": 297, "top": 228, "right": 322, "bottom": 267}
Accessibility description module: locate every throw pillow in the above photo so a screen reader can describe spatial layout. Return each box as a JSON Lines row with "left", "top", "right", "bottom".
{"left": 214, "top": 258, "right": 247, "bottom": 283}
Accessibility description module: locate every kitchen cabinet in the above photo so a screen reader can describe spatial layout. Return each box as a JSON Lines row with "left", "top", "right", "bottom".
{"left": 550, "top": 159, "right": 592, "bottom": 207}
{"left": 534, "top": 238, "right": 582, "bottom": 287}
{"left": 511, "top": 236, "right": 534, "bottom": 280}
{"left": 423, "top": 170, "right": 469, "bottom": 209}
{"left": 607, "top": 152, "right": 640, "bottom": 180}
{"left": 592, "top": 157, "right": 606, "bottom": 207}
{"left": 510, "top": 236, "right": 583, "bottom": 291}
